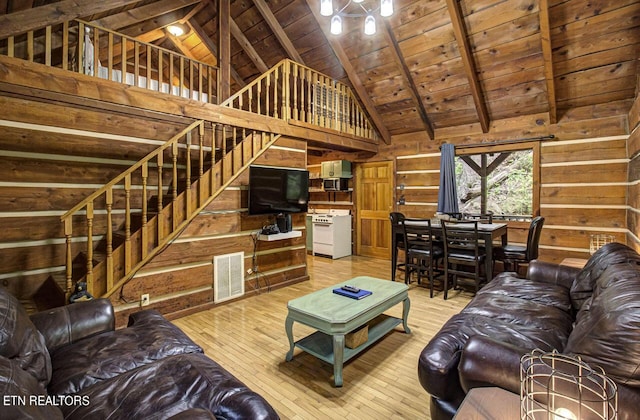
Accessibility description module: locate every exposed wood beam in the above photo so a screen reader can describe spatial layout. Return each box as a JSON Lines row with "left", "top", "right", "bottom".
{"left": 188, "top": 18, "right": 247, "bottom": 88}
{"left": 252, "top": 0, "right": 305, "bottom": 65}
{"left": 446, "top": 0, "right": 490, "bottom": 133}
{"left": 92, "top": 0, "right": 201, "bottom": 30}
{"left": 181, "top": 1, "right": 207, "bottom": 22}
{"left": 229, "top": 18, "right": 269, "bottom": 73}
{"left": 117, "top": 9, "right": 192, "bottom": 39}
{"left": 382, "top": 20, "right": 434, "bottom": 140}
{"left": 306, "top": 0, "right": 390, "bottom": 144}
{"left": 164, "top": 33, "right": 199, "bottom": 61}
{"left": 218, "top": 0, "right": 231, "bottom": 101}
{"left": 136, "top": 29, "right": 166, "bottom": 44}
{"left": 539, "top": 0, "right": 557, "bottom": 124}
{"left": 0, "top": 0, "right": 142, "bottom": 39}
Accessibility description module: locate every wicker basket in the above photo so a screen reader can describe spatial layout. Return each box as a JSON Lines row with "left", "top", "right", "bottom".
{"left": 345, "top": 324, "right": 368, "bottom": 349}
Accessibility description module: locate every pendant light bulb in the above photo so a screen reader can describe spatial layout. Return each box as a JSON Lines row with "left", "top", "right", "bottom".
{"left": 364, "top": 15, "right": 376, "bottom": 35}
{"left": 320, "top": 0, "right": 333, "bottom": 16}
{"left": 330, "top": 15, "right": 343, "bottom": 35}
{"left": 380, "top": 0, "right": 393, "bottom": 17}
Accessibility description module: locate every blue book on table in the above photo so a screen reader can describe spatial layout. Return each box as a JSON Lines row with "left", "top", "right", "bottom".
{"left": 332, "top": 287, "right": 372, "bottom": 300}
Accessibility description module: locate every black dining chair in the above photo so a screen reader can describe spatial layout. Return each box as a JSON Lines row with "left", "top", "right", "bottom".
{"left": 389, "top": 212, "right": 406, "bottom": 282}
{"left": 493, "top": 216, "right": 545, "bottom": 275}
{"left": 441, "top": 220, "right": 486, "bottom": 300}
{"left": 402, "top": 218, "right": 443, "bottom": 295}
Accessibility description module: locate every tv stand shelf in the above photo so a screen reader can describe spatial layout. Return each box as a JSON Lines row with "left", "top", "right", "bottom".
{"left": 258, "top": 230, "right": 302, "bottom": 241}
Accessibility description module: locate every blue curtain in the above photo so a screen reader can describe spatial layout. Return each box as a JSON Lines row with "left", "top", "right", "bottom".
{"left": 437, "top": 143, "right": 459, "bottom": 214}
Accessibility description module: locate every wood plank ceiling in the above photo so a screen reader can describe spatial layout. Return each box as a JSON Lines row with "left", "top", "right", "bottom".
{"left": 1, "top": 0, "right": 638, "bottom": 140}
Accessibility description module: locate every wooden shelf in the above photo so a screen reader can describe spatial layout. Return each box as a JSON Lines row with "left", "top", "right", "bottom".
{"left": 309, "top": 201, "right": 354, "bottom": 206}
{"left": 294, "top": 315, "right": 402, "bottom": 364}
{"left": 258, "top": 230, "right": 302, "bottom": 241}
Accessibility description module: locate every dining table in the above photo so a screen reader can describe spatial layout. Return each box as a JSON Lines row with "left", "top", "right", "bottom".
{"left": 391, "top": 218, "right": 508, "bottom": 284}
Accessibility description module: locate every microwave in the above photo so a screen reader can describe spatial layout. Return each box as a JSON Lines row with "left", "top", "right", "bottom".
{"left": 323, "top": 178, "right": 349, "bottom": 191}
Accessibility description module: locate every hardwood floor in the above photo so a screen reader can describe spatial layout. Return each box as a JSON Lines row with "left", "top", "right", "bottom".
{"left": 173, "top": 255, "right": 474, "bottom": 419}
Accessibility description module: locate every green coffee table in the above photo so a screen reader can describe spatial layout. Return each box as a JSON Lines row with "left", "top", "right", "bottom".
{"left": 285, "top": 276, "right": 411, "bottom": 387}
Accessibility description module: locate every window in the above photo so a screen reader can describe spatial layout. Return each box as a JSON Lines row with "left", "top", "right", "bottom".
{"left": 455, "top": 146, "right": 537, "bottom": 220}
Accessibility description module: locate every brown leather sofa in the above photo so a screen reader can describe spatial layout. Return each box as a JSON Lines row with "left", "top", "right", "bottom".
{"left": 0, "top": 287, "right": 279, "bottom": 419}
{"left": 418, "top": 242, "right": 640, "bottom": 420}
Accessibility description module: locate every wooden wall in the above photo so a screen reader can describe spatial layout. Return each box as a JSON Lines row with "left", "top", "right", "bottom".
{"left": 627, "top": 92, "right": 640, "bottom": 252}
{"left": 113, "top": 137, "right": 309, "bottom": 326}
{"left": 0, "top": 62, "right": 309, "bottom": 322}
{"left": 312, "top": 100, "right": 633, "bottom": 263}
{"left": 0, "top": 91, "right": 189, "bottom": 303}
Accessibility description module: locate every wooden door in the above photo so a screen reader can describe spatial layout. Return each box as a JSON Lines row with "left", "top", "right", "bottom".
{"left": 356, "top": 161, "right": 394, "bottom": 259}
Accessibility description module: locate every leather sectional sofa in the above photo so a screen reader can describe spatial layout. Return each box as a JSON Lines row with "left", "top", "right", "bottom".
{"left": 418, "top": 242, "right": 640, "bottom": 420}
{"left": 0, "top": 287, "right": 279, "bottom": 419}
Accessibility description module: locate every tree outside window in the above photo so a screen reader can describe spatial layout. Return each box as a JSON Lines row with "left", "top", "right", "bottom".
{"left": 455, "top": 149, "right": 533, "bottom": 219}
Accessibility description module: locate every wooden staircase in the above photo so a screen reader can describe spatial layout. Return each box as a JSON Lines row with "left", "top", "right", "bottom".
{"left": 60, "top": 120, "right": 280, "bottom": 300}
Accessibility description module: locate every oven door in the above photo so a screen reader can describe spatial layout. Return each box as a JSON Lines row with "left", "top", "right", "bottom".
{"left": 312, "top": 221, "right": 334, "bottom": 245}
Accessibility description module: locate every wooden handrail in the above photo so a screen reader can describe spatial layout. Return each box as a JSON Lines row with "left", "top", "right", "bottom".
{"left": 61, "top": 120, "right": 202, "bottom": 220}
{"left": 60, "top": 117, "right": 282, "bottom": 300}
{"left": 221, "top": 58, "right": 379, "bottom": 142}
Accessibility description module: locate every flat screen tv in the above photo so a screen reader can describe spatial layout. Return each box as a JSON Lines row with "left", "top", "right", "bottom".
{"left": 248, "top": 165, "right": 309, "bottom": 215}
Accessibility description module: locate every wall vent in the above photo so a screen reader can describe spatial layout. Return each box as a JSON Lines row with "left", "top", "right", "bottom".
{"left": 213, "top": 252, "right": 245, "bottom": 303}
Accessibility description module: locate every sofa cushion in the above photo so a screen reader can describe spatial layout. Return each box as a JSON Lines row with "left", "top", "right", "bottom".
{"left": 464, "top": 274, "right": 574, "bottom": 351}
{"left": 570, "top": 242, "right": 640, "bottom": 312}
{"left": 48, "top": 309, "right": 203, "bottom": 395}
{"left": 0, "top": 287, "right": 51, "bottom": 388}
{"left": 0, "top": 355, "right": 63, "bottom": 419}
{"left": 59, "top": 352, "right": 279, "bottom": 420}
{"left": 565, "top": 263, "right": 640, "bottom": 388}
{"left": 419, "top": 273, "right": 574, "bottom": 400}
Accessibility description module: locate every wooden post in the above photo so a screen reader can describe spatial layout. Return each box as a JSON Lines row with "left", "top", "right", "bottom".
{"left": 157, "top": 152, "right": 164, "bottom": 241}
{"left": 172, "top": 141, "right": 179, "bottom": 231}
{"left": 185, "top": 131, "right": 192, "bottom": 217}
{"left": 45, "top": 26, "right": 52, "bottom": 66}
{"left": 124, "top": 175, "right": 132, "bottom": 273}
{"left": 141, "top": 163, "right": 148, "bottom": 259}
{"left": 105, "top": 188, "right": 114, "bottom": 291}
{"left": 64, "top": 218, "right": 73, "bottom": 297}
{"left": 218, "top": 0, "right": 231, "bottom": 102}
{"left": 85, "top": 201, "right": 94, "bottom": 285}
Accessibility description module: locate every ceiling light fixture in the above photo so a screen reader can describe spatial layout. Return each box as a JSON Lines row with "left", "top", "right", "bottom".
{"left": 166, "top": 23, "right": 189, "bottom": 37}
{"left": 320, "top": 0, "right": 393, "bottom": 36}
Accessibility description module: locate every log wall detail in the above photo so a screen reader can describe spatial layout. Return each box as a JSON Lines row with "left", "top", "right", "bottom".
{"left": 0, "top": 78, "right": 309, "bottom": 321}
{"left": 313, "top": 105, "right": 632, "bottom": 264}
{"left": 627, "top": 91, "right": 640, "bottom": 251}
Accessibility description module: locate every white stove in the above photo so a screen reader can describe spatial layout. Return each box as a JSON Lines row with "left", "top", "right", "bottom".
{"left": 311, "top": 209, "right": 352, "bottom": 259}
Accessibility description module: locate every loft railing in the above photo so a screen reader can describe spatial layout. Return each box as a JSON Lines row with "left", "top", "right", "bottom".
{"left": 60, "top": 120, "right": 280, "bottom": 299}
{"left": 221, "top": 59, "right": 378, "bottom": 142}
{"left": 0, "top": 19, "right": 219, "bottom": 104}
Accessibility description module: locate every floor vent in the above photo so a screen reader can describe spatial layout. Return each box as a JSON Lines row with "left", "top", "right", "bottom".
{"left": 213, "top": 252, "right": 245, "bottom": 303}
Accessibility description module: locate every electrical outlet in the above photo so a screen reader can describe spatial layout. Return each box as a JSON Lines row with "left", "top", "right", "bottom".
{"left": 141, "top": 293, "right": 150, "bottom": 307}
